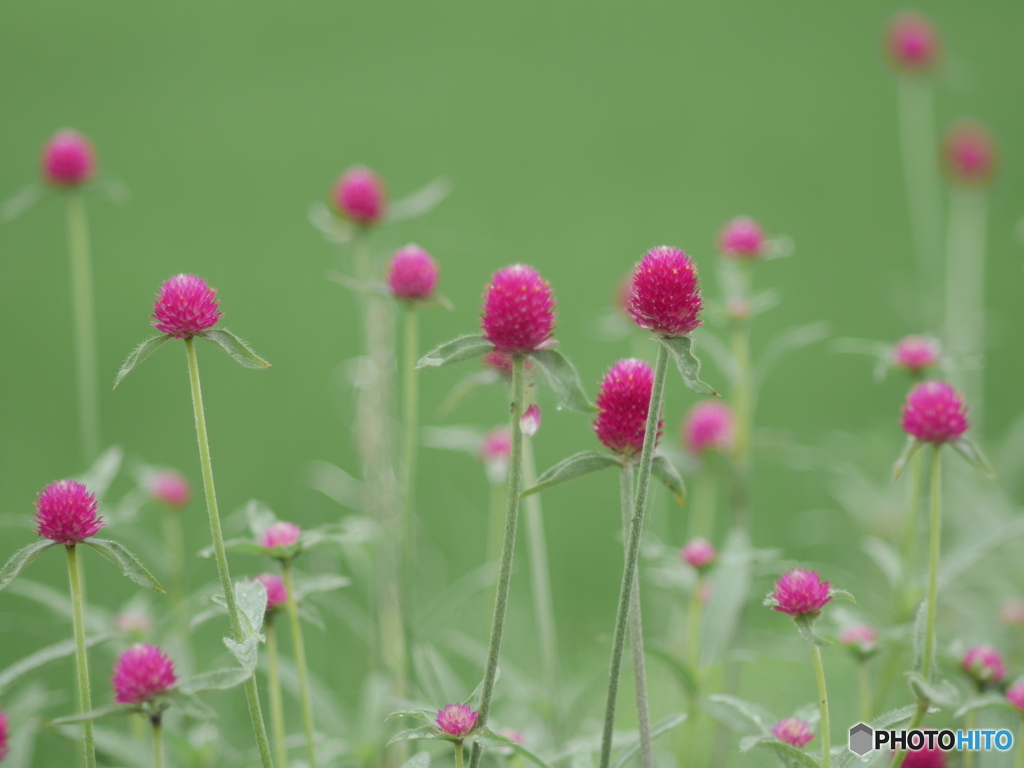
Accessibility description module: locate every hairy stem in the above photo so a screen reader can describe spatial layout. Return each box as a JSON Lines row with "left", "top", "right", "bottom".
{"left": 66, "top": 191, "right": 100, "bottom": 461}
{"left": 283, "top": 560, "right": 317, "bottom": 768}
{"left": 152, "top": 717, "right": 164, "bottom": 768}
{"left": 456, "top": 742, "right": 465, "bottom": 768}
{"left": 923, "top": 445, "right": 942, "bottom": 682}
{"left": 729, "top": 264, "right": 753, "bottom": 530}
{"left": 66, "top": 545, "right": 96, "bottom": 768}
{"left": 811, "top": 644, "right": 831, "bottom": 768}
{"left": 402, "top": 304, "right": 420, "bottom": 615}
{"left": 899, "top": 448, "right": 924, "bottom": 617}
{"left": 266, "top": 617, "right": 289, "bottom": 768}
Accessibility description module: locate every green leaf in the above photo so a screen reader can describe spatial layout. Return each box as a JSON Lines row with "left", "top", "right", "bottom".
{"left": 609, "top": 712, "right": 688, "bottom": 768}
{"left": 742, "top": 737, "right": 822, "bottom": 768}
{"left": 224, "top": 637, "right": 258, "bottom": 673}
{"left": 113, "top": 335, "right": 172, "bottom": 388}
{"left": 646, "top": 647, "right": 698, "bottom": 697}
{"left": 0, "top": 632, "right": 115, "bottom": 694}
{"left": 477, "top": 728, "right": 554, "bottom": 768}
{"left": 387, "top": 725, "right": 440, "bottom": 745}
{"left": 326, "top": 270, "right": 392, "bottom": 298}
{"left": 910, "top": 600, "right": 928, "bottom": 673}
{"left": 704, "top": 694, "right": 775, "bottom": 736}
{"left": 700, "top": 528, "right": 753, "bottom": 666}
{"left": 939, "top": 516, "right": 1024, "bottom": 591}
{"left": 893, "top": 436, "right": 925, "bottom": 480}
{"left": 753, "top": 321, "right": 830, "bottom": 390}
{"left": 792, "top": 614, "right": 829, "bottom": 646}
{"left": 829, "top": 588, "right": 856, "bottom": 603}
{"left": 954, "top": 693, "right": 1016, "bottom": 719}
{"left": 417, "top": 334, "right": 492, "bottom": 369}
{"left": 528, "top": 348, "right": 596, "bottom": 413}
{"left": 950, "top": 438, "right": 996, "bottom": 478}
{"left": 907, "top": 672, "right": 959, "bottom": 707}
{"left": 651, "top": 454, "right": 687, "bottom": 504}
{"left": 0, "top": 541, "right": 57, "bottom": 591}
{"left": 436, "top": 372, "right": 502, "bottom": 417}
{"left": 198, "top": 537, "right": 266, "bottom": 559}
{"left": 659, "top": 335, "right": 716, "bottom": 396}
{"left": 387, "top": 707, "right": 437, "bottom": 724}
{"left": 521, "top": 451, "right": 620, "bottom": 497}
{"left": 84, "top": 539, "right": 164, "bottom": 592}
{"left": 178, "top": 665, "right": 253, "bottom": 694}
{"left": 197, "top": 328, "right": 271, "bottom": 369}
{"left": 49, "top": 703, "right": 138, "bottom": 726}
{"left": 235, "top": 579, "right": 267, "bottom": 639}
{"left": 168, "top": 690, "right": 219, "bottom": 720}
{"left": 398, "top": 752, "right": 432, "bottom": 768}
{"left": 385, "top": 177, "right": 453, "bottom": 224}
{"left": 295, "top": 573, "right": 351, "bottom": 600}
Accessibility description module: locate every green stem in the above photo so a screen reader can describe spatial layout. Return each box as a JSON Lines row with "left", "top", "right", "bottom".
{"left": 66, "top": 545, "right": 96, "bottom": 768}
{"left": 688, "top": 472, "right": 718, "bottom": 541}
{"left": 456, "top": 741, "right": 464, "bottom": 768}
{"left": 1016, "top": 720, "right": 1024, "bottom": 768}
{"left": 810, "top": 644, "right": 831, "bottom": 768}
{"left": 598, "top": 343, "right": 669, "bottom": 768}
{"left": 283, "top": 560, "right": 317, "bottom": 768}
{"left": 183, "top": 337, "right": 274, "bottom": 768}
{"left": 467, "top": 355, "right": 527, "bottom": 768}
{"left": 887, "top": 700, "right": 929, "bottom": 768}
{"left": 66, "top": 191, "right": 100, "bottom": 461}
{"left": 687, "top": 578, "right": 703, "bottom": 670}
{"left": 858, "top": 661, "right": 872, "bottom": 724}
{"left": 619, "top": 464, "right": 653, "bottom": 768}
{"left": 266, "top": 616, "right": 289, "bottom": 768}
{"left": 964, "top": 711, "right": 976, "bottom": 768}
{"left": 162, "top": 509, "right": 187, "bottom": 629}
{"left": 729, "top": 264, "right": 753, "bottom": 531}
{"left": 899, "top": 449, "right": 924, "bottom": 617}
{"left": 402, "top": 305, "right": 420, "bottom": 610}
{"left": 923, "top": 445, "right": 942, "bottom": 682}
{"left": 152, "top": 717, "right": 164, "bottom": 768}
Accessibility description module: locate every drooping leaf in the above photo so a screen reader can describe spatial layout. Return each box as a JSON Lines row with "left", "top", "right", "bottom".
{"left": 417, "top": 335, "right": 492, "bottom": 369}
{"left": 0, "top": 632, "right": 115, "bottom": 694}
{"left": 235, "top": 579, "right": 267, "bottom": 639}
{"left": 651, "top": 454, "right": 687, "bottom": 504}
{"left": 907, "top": 672, "right": 959, "bottom": 707}
{"left": 659, "top": 335, "right": 717, "bottom": 396}
{"left": 704, "top": 694, "right": 775, "bottom": 736}
{"left": 700, "top": 528, "right": 753, "bottom": 667}
{"left": 950, "top": 438, "right": 996, "bottom": 478}
{"left": 197, "top": 328, "right": 271, "bottom": 369}
{"left": 49, "top": 704, "right": 138, "bottom": 725}
{"left": 308, "top": 200, "right": 354, "bottom": 244}
{"left": 521, "top": 451, "right": 620, "bottom": 498}
{"left": 295, "top": 573, "right": 351, "bottom": 600}
{"left": 753, "top": 321, "right": 830, "bottom": 390}
{"left": 793, "top": 614, "right": 829, "bottom": 646}
{"left": 939, "top": 516, "right": 1024, "bottom": 590}
{"left": 387, "top": 725, "right": 439, "bottom": 745}
{"left": 113, "top": 335, "right": 172, "bottom": 388}
{"left": 609, "top": 712, "right": 689, "bottom": 768}
{"left": 168, "top": 690, "right": 219, "bottom": 720}
{"left": 224, "top": 637, "right": 258, "bottom": 673}
{"left": 893, "top": 436, "right": 925, "bottom": 480}
{"left": 177, "top": 665, "right": 253, "bottom": 694}
{"left": 529, "top": 348, "right": 596, "bottom": 413}
{"left": 645, "top": 647, "right": 698, "bottom": 696}
{"left": 386, "top": 707, "right": 437, "bottom": 724}
{"left": 742, "top": 737, "right": 822, "bottom": 768}
{"left": 398, "top": 752, "right": 432, "bottom": 768}
{"left": 0, "top": 541, "right": 58, "bottom": 591}
{"left": 954, "top": 693, "right": 1016, "bottom": 719}
{"left": 385, "top": 177, "right": 453, "bottom": 224}
{"left": 84, "top": 539, "right": 164, "bottom": 592}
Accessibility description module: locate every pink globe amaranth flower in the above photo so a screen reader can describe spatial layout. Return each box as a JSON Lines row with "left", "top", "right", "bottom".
{"left": 593, "top": 358, "right": 661, "bottom": 458}
{"left": 1000, "top": 598, "right": 1024, "bottom": 628}
{"left": 682, "top": 401, "right": 735, "bottom": 455}
{"left": 718, "top": 217, "right": 766, "bottom": 259}
{"left": 481, "top": 265, "right": 556, "bottom": 354}
{"left": 34, "top": 480, "right": 104, "bottom": 545}
{"left": 149, "top": 470, "right": 191, "bottom": 510}
{"left": 900, "top": 747, "right": 947, "bottom": 768}
{"left": 962, "top": 644, "right": 1005, "bottom": 685}
{"left": 436, "top": 703, "right": 478, "bottom": 737}
{"left": 901, "top": 381, "right": 968, "bottom": 443}
{"left": 885, "top": 12, "right": 941, "bottom": 73}
{"left": 0, "top": 710, "right": 8, "bottom": 761}
{"left": 41, "top": 129, "right": 95, "bottom": 187}
{"left": 115, "top": 610, "right": 153, "bottom": 635}
{"left": 840, "top": 624, "right": 878, "bottom": 653}
{"left": 681, "top": 537, "right": 716, "bottom": 570}
{"left": 521, "top": 404, "right": 541, "bottom": 437}
{"left": 1006, "top": 681, "right": 1024, "bottom": 712}
{"left": 626, "top": 246, "right": 703, "bottom": 338}
{"left": 253, "top": 573, "right": 288, "bottom": 610}
{"left": 112, "top": 644, "right": 177, "bottom": 704}
{"left": 892, "top": 336, "right": 940, "bottom": 374}
{"left": 479, "top": 427, "right": 512, "bottom": 463}
{"left": 772, "top": 718, "right": 814, "bottom": 748}
{"left": 262, "top": 521, "right": 301, "bottom": 550}
{"left": 943, "top": 121, "right": 997, "bottom": 186}
{"left": 332, "top": 166, "right": 385, "bottom": 226}
{"left": 770, "top": 569, "right": 832, "bottom": 617}
{"left": 151, "top": 274, "right": 223, "bottom": 339}
{"left": 388, "top": 244, "right": 439, "bottom": 301}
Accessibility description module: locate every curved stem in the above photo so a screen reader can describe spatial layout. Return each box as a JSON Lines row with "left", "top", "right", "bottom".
{"left": 152, "top": 717, "right": 164, "bottom": 768}
{"left": 811, "top": 644, "right": 831, "bottom": 768}
{"left": 467, "top": 355, "right": 526, "bottom": 768}
{"left": 858, "top": 661, "right": 872, "bottom": 724}
{"left": 66, "top": 191, "right": 100, "bottom": 461}
{"left": 963, "top": 711, "right": 976, "bottom": 768}
{"left": 266, "top": 616, "right": 289, "bottom": 768}
{"left": 923, "top": 445, "right": 942, "bottom": 682}
{"left": 66, "top": 545, "right": 96, "bottom": 768}
{"left": 184, "top": 337, "right": 274, "bottom": 768}
{"left": 598, "top": 343, "right": 669, "bottom": 768}
{"left": 282, "top": 560, "right": 317, "bottom": 768}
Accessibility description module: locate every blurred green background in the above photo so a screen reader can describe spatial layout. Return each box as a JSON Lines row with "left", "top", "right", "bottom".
{"left": 2, "top": 0, "right": 1023, "bottom": 764}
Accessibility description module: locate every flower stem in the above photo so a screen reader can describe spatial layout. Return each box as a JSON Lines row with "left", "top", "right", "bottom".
{"left": 618, "top": 463, "right": 654, "bottom": 768}
{"left": 66, "top": 190, "right": 100, "bottom": 461}
{"left": 282, "top": 560, "right": 317, "bottom": 768}
{"left": 66, "top": 544, "right": 96, "bottom": 768}
{"left": 923, "top": 444, "right": 942, "bottom": 682}
{"left": 899, "top": 449, "right": 924, "bottom": 617}
{"left": 162, "top": 509, "right": 187, "bottom": 629}
{"left": 266, "top": 616, "right": 289, "bottom": 768}
{"left": 1016, "top": 720, "right": 1024, "bottom": 768}
{"left": 687, "top": 578, "right": 703, "bottom": 670}
{"left": 402, "top": 304, "right": 420, "bottom": 608}
{"left": 598, "top": 342, "right": 669, "bottom": 768}
{"left": 729, "top": 264, "right": 753, "bottom": 530}
{"left": 467, "top": 354, "right": 527, "bottom": 768}
{"left": 963, "top": 711, "right": 976, "bottom": 768}
{"left": 858, "top": 661, "right": 872, "bottom": 723}
{"left": 456, "top": 742, "right": 465, "bottom": 768}
{"left": 810, "top": 644, "right": 831, "bottom": 768}
{"left": 183, "top": 337, "right": 274, "bottom": 768}
{"left": 152, "top": 717, "right": 164, "bottom": 768}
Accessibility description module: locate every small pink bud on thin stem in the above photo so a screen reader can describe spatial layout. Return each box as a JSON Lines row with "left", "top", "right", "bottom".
{"left": 253, "top": 573, "right": 288, "bottom": 610}
{"left": 772, "top": 718, "right": 815, "bottom": 748}
{"left": 34, "top": 480, "right": 104, "bottom": 545}
{"left": 839, "top": 624, "right": 878, "bottom": 654}
{"left": 479, "top": 427, "right": 512, "bottom": 464}
{"left": 332, "top": 166, "right": 385, "bottom": 226}
{"left": 943, "top": 121, "right": 997, "bottom": 186}
{"left": 261, "top": 522, "right": 301, "bottom": 550}
{"left": 962, "top": 644, "right": 1006, "bottom": 685}
{"left": 901, "top": 381, "right": 968, "bottom": 443}
{"left": 436, "top": 703, "right": 478, "bottom": 737}
{"left": 999, "top": 598, "right": 1024, "bottom": 628}
{"left": 682, "top": 401, "right": 735, "bottom": 455}
{"left": 626, "top": 246, "right": 703, "bottom": 338}
{"left": 718, "top": 217, "right": 767, "bottom": 259}
{"left": 151, "top": 274, "right": 223, "bottom": 339}
{"left": 681, "top": 538, "right": 716, "bottom": 570}
{"left": 520, "top": 404, "right": 541, "bottom": 437}
{"left": 885, "top": 12, "right": 941, "bottom": 73}
{"left": 481, "top": 265, "right": 556, "bottom": 354}
{"left": 593, "top": 358, "right": 661, "bottom": 458}
{"left": 114, "top": 610, "right": 153, "bottom": 636}
{"left": 892, "top": 336, "right": 940, "bottom": 373}
{"left": 769, "top": 569, "right": 832, "bottom": 617}
{"left": 388, "top": 244, "right": 439, "bottom": 301}
{"left": 149, "top": 470, "right": 191, "bottom": 510}
{"left": 111, "top": 644, "right": 177, "bottom": 704}
{"left": 1006, "top": 681, "right": 1024, "bottom": 713}
{"left": 41, "top": 129, "right": 96, "bottom": 187}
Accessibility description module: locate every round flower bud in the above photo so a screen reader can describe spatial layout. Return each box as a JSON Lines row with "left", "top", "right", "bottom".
{"left": 593, "top": 358, "right": 661, "bottom": 458}
{"left": 111, "top": 644, "right": 177, "bottom": 704}
{"left": 840, "top": 624, "right": 878, "bottom": 656}
{"left": 34, "top": 480, "right": 104, "bottom": 545}
{"left": 520, "top": 404, "right": 541, "bottom": 437}
{"left": 261, "top": 522, "right": 301, "bottom": 550}
{"left": 962, "top": 644, "right": 1005, "bottom": 685}
{"left": 626, "top": 246, "right": 703, "bottom": 338}
{"left": 481, "top": 265, "right": 555, "bottom": 354}
{"left": 943, "top": 121, "right": 997, "bottom": 186}
{"left": 149, "top": 470, "right": 191, "bottom": 510}
{"left": 901, "top": 381, "right": 968, "bottom": 443}
{"left": 436, "top": 703, "right": 478, "bottom": 737}
{"left": 151, "top": 275, "right": 223, "bottom": 339}
{"left": 41, "top": 129, "right": 96, "bottom": 187}
{"left": 253, "top": 573, "right": 288, "bottom": 611}
{"left": 388, "top": 244, "right": 438, "bottom": 301}
{"left": 1006, "top": 681, "right": 1024, "bottom": 713}
{"left": 115, "top": 610, "right": 153, "bottom": 636}
{"left": 718, "top": 217, "right": 766, "bottom": 259}
{"left": 332, "top": 166, "right": 385, "bottom": 225}
{"left": 772, "top": 718, "right": 814, "bottom": 748}
{"left": 885, "top": 12, "right": 941, "bottom": 73}
{"left": 901, "top": 747, "right": 947, "bottom": 768}
{"left": 999, "top": 598, "right": 1024, "bottom": 628}
{"left": 769, "top": 569, "right": 832, "bottom": 617}
{"left": 682, "top": 401, "right": 735, "bottom": 456}
{"left": 681, "top": 537, "right": 716, "bottom": 570}
{"left": 892, "top": 336, "right": 940, "bottom": 374}
{"left": 480, "top": 427, "right": 512, "bottom": 485}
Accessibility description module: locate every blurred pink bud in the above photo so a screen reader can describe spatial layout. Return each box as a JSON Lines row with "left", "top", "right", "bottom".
{"left": 892, "top": 336, "right": 940, "bottom": 374}
{"left": 594, "top": 359, "right": 660, "bottom": 458}
{"left": 479, "top": 427, "right": 512, "bottom": 464}
{"left": 682, "top": 401, "right": 734, "bottom": 455}
{"left": 769, "top": 569, "right": 832, "bottom": 617}
{"left": 999, "top": 598, "right": 1024, "bottom": 628}
{"left": 151, "top": 274, "right": 223, "bottom": 339}
{"left": 436, "top": 703, "right": 478, "bottom": 737}
{"left": 115, "top": 610, "right": 153, "bottom": 635}
{"left": 521, "top": 404, "right": 541, "bottom": 437}
{"left": 149, "top": 470, "right": 191, "bottom": 510}
{"left": 772, "top": 718, "right": 814, "bottom": 748}
{"left": 388, "top": 244, "right": 438, "bottom": 301}
{"left": 901, "top": 746, "right": 947, "bottom": 768}
{"left": 943, "top": 121, "right": 997, "bottom": 186}
{"left": 840, "top": 624, "right": 878, "bottom": 657}
{"left": 1007, "top": 681, "right": 1024, "bottom": 713}
{"left": 901, "top": 381, "right": 968, "bottom": 443}
{"left": 681, "top": 537, "right": 716, "bottom": 570}
{"left": 112, "top": 644, "right": 177, "bottom": 704}
{"left": 0, "top": 710, "right": 8, "bottom": 761}
{"left": 718, "top": 217, "right": 766, "bottom": 259}
{"left": 253, "top": 573, "right": 288, "bottom": 610}
{"left": 35, "top": 480, "right": 104, "bottom": 545}
{"left": 626, "top": 246, "right": 703, "bottom": 338}
{"left": 481, "top": 265, "right": 556, "bottom": 354}
{"left": 332, "top": 166, "right": 385, "bottom": 225}
{"left": 885, "top": 12, "right": 941, "bottom": 73}
{"left": 726, "top": 297, "right": 750, "bottom": 321}
{"left": 262, "top": 522, "right": 301, "bottom": 550}
{"left": 962, "top": 644, "right": 1005, "bottom": 685}
{"left": 41, "top": 129, "right": 96, "bottom": 186}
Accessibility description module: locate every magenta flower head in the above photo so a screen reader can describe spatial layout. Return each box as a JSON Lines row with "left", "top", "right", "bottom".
{"left": 35, "top": 480, "right": 103, "bottom": 545}
{"left": 1006, "top": 681, "right": 1024, "bottom": 713}
{"left": 151, "top": 274, "right": 223, "bottom": 339}
{"left": 0, "top": 710, "right": 8, "bottom": 761}
{"left": 718, "top": 217, "right": 766, "bottom": 259}
{"left": 41, "top": 129, "right": 96, "bottom": 187}
{"left": 772, "top": 718, "right": 814, "bottom": 748}
{"left": 768, "top": 569, "right": 832, "bottom": 617}
{"left": 681, "top": 537, "right": 716, "bottom": 571}
{"left": 593, "top": 358, "right": 661, "bottom": 458}
{"left": 112, "top": 644, "right": 177, "bottom": 704}
{"left": 261, "top": 522, "right": 301, "bottom": 551}
{"left": 253, "top": 573, "right": 288, "bottom": 611}
{"left": 626, "top": 246, "right": 703, "bottom": 337}
{"left": 902, "top": 381, "right": 968, "bottom": 443}
{"left": 962, "top": 644, "right": 1005, "bottom": 685}
{"left": 885, "top": 12, "right": 941, "bottom": 73}
{"left": 682, "top": 401, "right": 735, "bottom": 456}
{"left": 900, "top": 747, "right": 947, "bottom": 768}
{"left": 892, "top": 336, "right": 940, "bottom": 374}
{"left": 943, "top": 121, "right": 997, "bottom": 186}
{"left": 332, "top": 166, "right": 385, "bottom": 226}
{"left": 388, "top": 244, "right": 439, "bottom": 301}
{"left": 436, "top": 703, "right": 478, "bottom": 738}
{"left": 149, "top": 470, "right": 191, "bottom": 510}
{"left": 481, "top": 265, "right": 556, "bottom": 354}
{"left": 840, "top": 624, "right": 879, "bottom": 656}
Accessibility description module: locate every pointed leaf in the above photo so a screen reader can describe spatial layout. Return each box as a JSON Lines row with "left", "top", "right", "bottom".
{"left": 609, "top": 712, "right": 689, "bottom": 768}
{"left": 399, "top": 752, "right": 432, "bottom": 768}
{"left": 327, "top": 271, "right": 392, "bottom": 298}
{"left": 477, "top": 729, "right": 554, "bottom": 768}
{"left": 387, "top": 725, "right": 440, "bottom": 745}
{"left": 954, "top": 693, "right": 1016, "bottom": 719}
{"left": 0, "top": 632, "right": 115, "bottom": 694}
{"left": 387, "top": 707, "right": 437, "bottom": 724}
{"left": 178, "top": 665, "right": 253, "bottom": 694}
{"left": 197, "top": 329, "right": 270, "bottom": 369}
{"left": 84, "top": 539, "right": 164, "bottom": 592}
{"left": 385, "top": 177, "right": 453, "bottom": 224}
{"left": 167, "top": 690, "right": 219, "bottom": 720}
{"left": 743, "top": 737, "right": 822, "bottom": 768}
{"left": 224, "top": 637, "right": 258, "bottom": 673}
{"left": 651, "top": 454, "right": 687, "bottom": 504}
{"left": 49, "top": 704, "right": 138, "bottom": 725}
{"left": 704, "top": 694, "right": 775, "bottom": 736}
{"left": 659, "top": 335, "right": 717, "bottom": 396}
{"left": 235, "top": 579, "right": 268, "bottom": 638}
{"left": 951, "top": 438, "right": 996, "bottom": 478}
{"left": 893, "top": 436, "right": 924, "bottom": 480}
{"left": 907, "top": 672, "right": 959, "bottom": 707}
{"left": 521, "top": 451, "right": 620, "bottom": 498}
{"left": 295, "top": 574, "right": 351, "bottom": 600}
{"left": 528, "top": 349, "right": 596, "bottom": 413}
{"left": 646, "top": 647, "right": 698, "bottom": 696}
{"left": 113, "top": 335, "right": 172, "bottom": 388}
{"left": 793, "top": 614, "right": 829, "bottom": 646}
{"left": 0, "top": 541, "right": 57, "bottom": 591}
{"left": 417, "top": 335, "right": 492, "bottom": 369}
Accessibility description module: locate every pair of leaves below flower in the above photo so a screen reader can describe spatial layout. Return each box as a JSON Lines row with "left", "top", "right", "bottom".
{"left": 328, "top": 270, "right": 456, "bottom": 310}
{"left": 0, "top": 540, "right": 58, "bottom": 591}
{"left": 659, "top": 335, "right": 717, "bottom": 396}
{"left": 0, "top": 538, "right": 163, "bottom": 594}
{"left": 387, "top": 723, "right": 552, "bottom": 768}
{"left": 113, "top": 329, "right": 269, "bottom": 388}
{"left": 894, "top": 437, "right": 996, "bottom": 480}
{"left": 521, "top": 451, "right": 686, "bottom": 503}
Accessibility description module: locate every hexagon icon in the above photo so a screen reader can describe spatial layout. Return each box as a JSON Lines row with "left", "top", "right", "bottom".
{"left": 849, "top": 722, "right": 873, "bottom": 756}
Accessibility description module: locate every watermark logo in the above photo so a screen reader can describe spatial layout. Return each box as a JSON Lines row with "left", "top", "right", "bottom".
{"left": 848, "top": 723, "right": 1014, "bottom": 756}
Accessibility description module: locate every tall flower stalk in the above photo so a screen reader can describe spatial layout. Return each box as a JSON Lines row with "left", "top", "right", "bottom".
{"left": 66, "top": 543, "right": 96, "bottom": 768}
{"left": 254, "top": 573, "right": 290, "bottom": 768}
{"left": 281, "top": 558, "right": 318, "bottom": 768}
